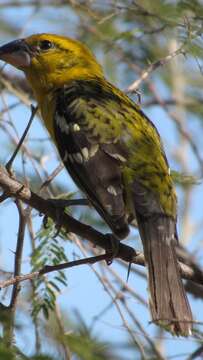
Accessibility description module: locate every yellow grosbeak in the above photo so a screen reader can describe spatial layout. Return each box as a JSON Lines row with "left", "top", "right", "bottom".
{"left": 0, "top": 34, "right": 192, "bottom": 335}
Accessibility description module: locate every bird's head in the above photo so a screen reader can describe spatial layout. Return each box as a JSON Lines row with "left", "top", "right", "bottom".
{"left": 0, "top": 33, "right": 103, "bottom": 96}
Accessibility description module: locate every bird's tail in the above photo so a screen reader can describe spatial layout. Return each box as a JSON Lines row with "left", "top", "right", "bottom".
{"left": 137, "top": 214, "right": 193, "bottom": 336}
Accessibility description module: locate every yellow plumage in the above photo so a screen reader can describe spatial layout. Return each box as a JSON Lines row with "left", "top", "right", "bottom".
{"left": 24, "top": 34, "right": 177, "bottom": 218}
{"left": 0, "top": 33, "right": 192, "bottom": 335}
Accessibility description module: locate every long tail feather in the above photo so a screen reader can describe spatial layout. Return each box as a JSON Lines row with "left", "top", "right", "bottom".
{"left": 137, "top": 215, "right": 193, "bottom": 336}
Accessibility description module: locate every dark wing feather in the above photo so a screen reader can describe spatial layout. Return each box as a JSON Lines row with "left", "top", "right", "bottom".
{"left": 53, "top": 90, "right": 129, "bottom": 239}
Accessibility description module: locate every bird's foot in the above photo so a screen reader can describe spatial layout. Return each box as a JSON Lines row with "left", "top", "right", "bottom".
{"left": 42, "top": 198, "right": 89, "bottom": 235}
{"left": 105, "top": 233, "right": 120, "bottom": 265}
{"left": 42, "top": 198, "right": 89, "bottom": 237}
{"left": 42, "top": 210, "right": 63, "bottom": 237}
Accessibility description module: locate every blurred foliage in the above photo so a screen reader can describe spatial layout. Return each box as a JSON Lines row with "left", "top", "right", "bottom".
{"left": 66, "top": 333, "right": 116, "bottom": 360}
{"left": 31, "top": 218, "right": 69, "bottom": 319}
{"left": 65, "top": 313, "right": 118, "bottom": 360}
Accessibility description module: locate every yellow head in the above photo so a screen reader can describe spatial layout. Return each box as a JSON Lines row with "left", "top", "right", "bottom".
{"left": 0, "top": 33, "right": 103, "bottom": 97}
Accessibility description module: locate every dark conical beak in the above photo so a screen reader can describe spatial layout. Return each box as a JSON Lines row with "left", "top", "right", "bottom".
{"left": 0, "top": 39, "right": 32, "bottom": 69}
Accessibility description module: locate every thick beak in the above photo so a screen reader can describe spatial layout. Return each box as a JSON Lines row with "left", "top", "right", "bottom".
{"left": 0, "top": 39, "right": 31, "bottom": 69}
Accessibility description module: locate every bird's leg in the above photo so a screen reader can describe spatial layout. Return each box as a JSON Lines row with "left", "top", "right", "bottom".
{"left": 42, "top": 198, "right": 89, "bottom": 236}
{"left": 105, "top": 233, "right": 120, "bottom": 265}
{"left": 43, "top": 212, "right": 63, "bottom": 238}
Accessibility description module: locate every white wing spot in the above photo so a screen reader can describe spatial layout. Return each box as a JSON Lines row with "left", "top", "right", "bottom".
{"left": 107, "top": 185, "right": 117, "bottom": 196}
{"left": 110, "top": 153, "right": 126, "bottom": 162}
{"left": 81, "top": 147, "right": 89, "bottom": 161}
{"left": 89, "top": 144, "right": 99, "bottom": 158}
{"left": 168, "top": 167, "right": 171, "bottom": 176}
{"left": 71, "top": 123, "right": 80, "bottom": 132}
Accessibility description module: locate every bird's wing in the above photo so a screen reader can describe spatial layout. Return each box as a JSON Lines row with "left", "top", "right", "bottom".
{"left": 53, "top": 78, "right": 176, "bottom": 239}
{"left": 53, "top": 81, "right": 131, "bottom": 239}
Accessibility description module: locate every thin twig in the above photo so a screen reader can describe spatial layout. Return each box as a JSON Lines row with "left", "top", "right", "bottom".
{"left": 0, "top": 254, "right": 110, "bottom": 289}
{"left": 0, "top": 73, "right": 31, "bottom": 106}
{"left": 6, "top": 105, "right": 38, "bottom": 173}
{"left": 40, "top": 163, "right": 64, "bottom": 192}
{"left": 99, "top": 269, "right": 148, "bottom": 359}
{"left": 126, "top": 45, "right": 185, "bottom": 92}
{"left": 0, "top": 121, "right": 44, "bottom": 182}
{"left": 186, "top": 344, "right": 203, "bottom": 360}
{"left": 148, "top": 82, "right": 203, "bottom": 176}
{"left": 105, "top": 272, "right": 165, "bottom": 360}
{"left": 105, "top": 264, "right": 147, "bottom": 306}
{"left": 9, "top": 200, "right": 27, "bottom": 309}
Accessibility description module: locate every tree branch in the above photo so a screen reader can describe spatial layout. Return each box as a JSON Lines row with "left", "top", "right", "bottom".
{"left": 126, "top": 45, "right": 185, "bottom": 92}
{"left": 0, "top": 165, "right": 202, "bottom": 287}
{"left": 0, "top": 254, "right": 110, "bottom": 289}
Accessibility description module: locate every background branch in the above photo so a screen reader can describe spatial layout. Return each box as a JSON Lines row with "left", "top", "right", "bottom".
{"left": 0, "top": 164, "right": 202, "bottom": 286}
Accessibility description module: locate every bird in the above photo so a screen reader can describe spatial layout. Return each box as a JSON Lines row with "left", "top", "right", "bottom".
{"left": 0, "top": 33, "right": 193, "bottom": 335}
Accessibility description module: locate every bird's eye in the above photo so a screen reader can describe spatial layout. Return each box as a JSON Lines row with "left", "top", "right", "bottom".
{"left": 39, "top": 40, "right": 54, "bottom": 51}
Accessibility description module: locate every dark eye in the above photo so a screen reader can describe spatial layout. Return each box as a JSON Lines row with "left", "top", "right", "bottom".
{"left": 39, "top": 40, "right": 54, "bottom": 51}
